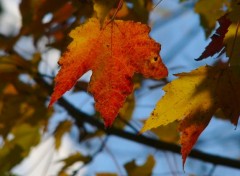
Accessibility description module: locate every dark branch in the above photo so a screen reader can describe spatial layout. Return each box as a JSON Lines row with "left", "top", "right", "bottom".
{"left": 57, "top": 97, "right": 240, "bottom": 169}
{"left": 35, "top": 73, "right": 240, "bottom": 170}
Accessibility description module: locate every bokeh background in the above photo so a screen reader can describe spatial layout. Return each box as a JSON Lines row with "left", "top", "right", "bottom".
{"left": 0, "top": 0, "right": 240, "bottom": 175}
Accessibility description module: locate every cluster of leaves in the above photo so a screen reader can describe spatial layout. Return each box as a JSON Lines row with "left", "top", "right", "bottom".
{"left": 142, "top": 0, "right": 240, "bottom": 165}
{"left": 0, "top": 0, "right": 240, "bottom": 175}
{"left": 0, "top": 0, "right": 159, "bottom": 175}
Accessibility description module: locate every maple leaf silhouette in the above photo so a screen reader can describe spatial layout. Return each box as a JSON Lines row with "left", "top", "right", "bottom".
{"left": 49, "top": 18, "right": 168, "bottom": 127}
{"left": 196, "top": 15, "right": 231, "bottom": 61}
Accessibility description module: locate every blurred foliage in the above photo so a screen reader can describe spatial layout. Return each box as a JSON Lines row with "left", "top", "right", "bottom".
{"left": 96, "top": 173, "right": 118, "bottom": 176}
{"left": 124, "top": 155, "right": 155, "bottom": 176}
{"left": 0, "top": 0, "right": 239, "bottom": 175}
{"left": 54, "top": 120, "right": 73, "bottom": 150}
{"left": 194, "top": 0, "right": 230, "bottom": 37}
{"left": 58, "top": 152, "right": 92, "bottom": 175}
{"left": 0, "top": 0, "right": 154, "bottom": 174}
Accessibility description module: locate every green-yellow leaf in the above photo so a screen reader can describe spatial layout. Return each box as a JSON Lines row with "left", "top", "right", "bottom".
{"left": 11, "top": 123, "right": 40, "bottom": 153}
{"left": 0, "top": 124, "right": 40, "bottom": 172}
{"left": 58, "top": 152, "right": 91, "bottom": 174}
{"left": 141, "top": 66, "right": 219, "bottom": 132}
{"left": 124, "top": 155, "right": 155, "bottom": 176}
{"left": 54, "top": 120, "right": 72, "bottom": 150}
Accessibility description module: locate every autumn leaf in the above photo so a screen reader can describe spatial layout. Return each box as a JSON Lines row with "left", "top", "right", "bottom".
{"left": 49, "top": 18, "right": 168, "bottom": 127}
{"left": 141, "top": 65, "right": 240, "bottom": 165}
{"left": 196, "top": 15, "right": 231, "bottom": 61}
{"left": 124, "top": 155, "right": 155, "bottom": 176}
{"left": 224, "top": 2, "right": 240, "bottom": 66}
{"left": 114, "top": 76, "right": 141, "bottom": 129}
{"left": 0, "top": 73, "right": 50, "bottom": 137}
{"left": 216, "top": 66, "right": 240, "bottom": 124}
{"left": 150, "top": 121, "right": 179, "bottom": 143}
{"left": 96, "top": 173, "right": 118, "bottom": 176}
{"left": 54, "top": 120, "right": 72, "bottom": 150}
{"left": 58, "top": 152, "right": 91, "bottom": 175}
{"left": 51, "top": 2, "right": 76, "bottom": 24}
{"left": 93, "top": 0, "right": 117, "bottom": 24}
{"left": 0, "top": 124, "right": 40, "bottom": 172}
{"left": 194, "top": 0, "right": 230, "bottom": 36}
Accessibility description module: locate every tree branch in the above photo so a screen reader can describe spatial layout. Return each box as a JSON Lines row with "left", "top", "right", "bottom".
{"left": 58, "top": 97, "right": 240, "bottom": 169}
{"left": 35, "top": 73, "right": 240, "bottom": 170}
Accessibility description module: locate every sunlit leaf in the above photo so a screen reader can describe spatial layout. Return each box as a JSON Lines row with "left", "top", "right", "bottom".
{"left": 49, "top": 18, "right": 168, "bottom": 127}
{"left": 141, "top": 66, "right": 219, "bottom": 131}
{"left": 141, "top": 65, "right": 240, "bottom": 165}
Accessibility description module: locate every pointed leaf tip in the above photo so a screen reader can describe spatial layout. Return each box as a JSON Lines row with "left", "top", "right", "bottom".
{"left": 50, "top": 18, "right": 168, "bottom": 127}
{"left": 196, "top": 15, "right": 231, "bottom": 61}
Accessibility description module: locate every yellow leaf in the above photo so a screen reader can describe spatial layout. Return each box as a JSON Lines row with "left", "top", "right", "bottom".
{"left": 93, "top": 0, "right": 117, "bottom": 24}
{"left": 109, "top": 2, "right": 129, "bottom": 18}
{"left": 58, "top": 152, "right": 91, "bottom": 174}
{"left": 54, "top": 120, "right": 72, "bottom": 150}
{"left": 150, "top": 121, "right": 179, "bottom": 144}
{"left": 0, "top": 123, "right": 41, "bottom": 172}
{"left": 224, "top": 23, "right": 240, "bottom": 66}
{"left": 141, "top": 66, "right": 219, "bottom": 132}
{"left": 141, "top": 65, "right": 240, "bottom": 165}
{"left": 124, "top": 155, "right": 155, "bottom": 176}
{"left": 96, "top": 173, "right": 118, "bottom": 176}
{"left": 11, "top": 123, "right": 40, "bottom": 154}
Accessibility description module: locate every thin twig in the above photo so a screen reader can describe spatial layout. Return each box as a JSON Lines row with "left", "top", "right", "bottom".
{"left": 103, "top": 138, "right": 123, "bottom": 175}
{"left": 208, "top": 164, "right": 216, "bottom": 176}
{"left": 71, "top": 137, "right": 109, "bottom": 176}
{"left": 153, "top": 0, "right": 164, "bottom": 10}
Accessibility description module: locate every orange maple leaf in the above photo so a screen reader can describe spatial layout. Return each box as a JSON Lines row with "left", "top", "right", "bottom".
{"left": 49, "top": 18, "right": 168, "bottom": 127}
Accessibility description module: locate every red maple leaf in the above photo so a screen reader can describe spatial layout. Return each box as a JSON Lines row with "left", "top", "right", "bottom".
{"left": 49, "top": 18, "right": 168, "bottom": 127}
